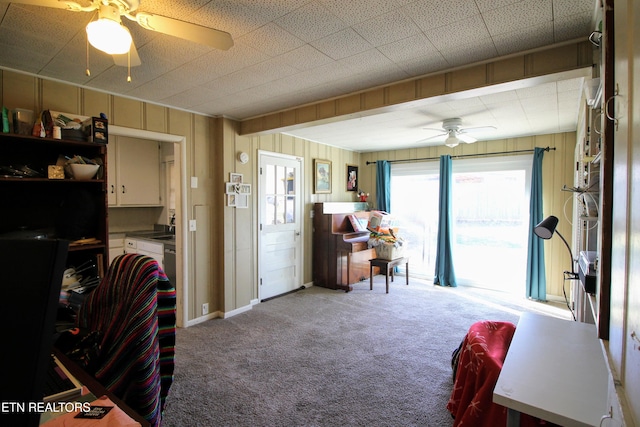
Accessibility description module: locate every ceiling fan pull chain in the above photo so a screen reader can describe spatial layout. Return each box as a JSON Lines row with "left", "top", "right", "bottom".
{"left": 127, "top": 49, "right": 132, "bottom": 82}
{"left": 85, "top": 36, "right": 91, "bottom": 77}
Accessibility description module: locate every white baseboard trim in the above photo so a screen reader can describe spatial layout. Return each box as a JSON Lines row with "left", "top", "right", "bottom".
{"left": 185, "top": 311, "right": 221, "bottom": 327}
{"left": 187, "top": 283, "right": 317, "bottom": 324}
{"left": 223, "top": 303, "right": 253, "bottom": 318}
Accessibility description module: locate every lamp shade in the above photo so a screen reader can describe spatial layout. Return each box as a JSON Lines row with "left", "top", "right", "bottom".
{"left": 533, "top": 215, "right": 559, "bottom": 239}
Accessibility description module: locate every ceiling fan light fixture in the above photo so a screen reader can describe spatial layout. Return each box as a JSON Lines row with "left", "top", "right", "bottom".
{"left": 86, "top": 5, "right": 132, "bottom": 55}
{"left": 444, "top": 131, "right": 459, "bottom": 148}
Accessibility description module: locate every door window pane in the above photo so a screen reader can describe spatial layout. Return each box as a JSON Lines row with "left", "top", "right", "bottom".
{"left": 265, "top": 165, "right": 297, "bottom": 225}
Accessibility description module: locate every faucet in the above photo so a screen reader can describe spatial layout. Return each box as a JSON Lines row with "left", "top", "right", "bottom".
{"left": 168, "top": 213, "right": 176, "bottom": 234}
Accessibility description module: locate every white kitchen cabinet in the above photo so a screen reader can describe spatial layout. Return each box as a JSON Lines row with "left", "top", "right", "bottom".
{"left": 108, "top": 136, "right": 161, "bottom": 206}
{"left": 124, "top": 238, "right": 164, "bottom": 266}
{"left": 108, "top": 235, "right": 125, "bottom": 265}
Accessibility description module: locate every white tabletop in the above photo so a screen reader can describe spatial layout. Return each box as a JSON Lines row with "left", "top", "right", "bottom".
{"left": 493, "top": 312, "right": 609, "bottom": 427}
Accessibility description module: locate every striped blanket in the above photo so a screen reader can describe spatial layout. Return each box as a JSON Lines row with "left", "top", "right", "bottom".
{"left": 78, "top": 254, "right": 176, "bottom": 427}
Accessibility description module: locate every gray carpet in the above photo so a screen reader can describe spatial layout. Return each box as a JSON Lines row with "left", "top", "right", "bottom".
{"left": 162, "top": 276, "right": 568, "bottom": 427}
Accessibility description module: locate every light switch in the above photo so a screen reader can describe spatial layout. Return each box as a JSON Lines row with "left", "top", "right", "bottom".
{"left": 191, "top": 176, "right": 198, "bottom": 188}
{"left": 189, "top": 220, "right": 197, "bottom": 231}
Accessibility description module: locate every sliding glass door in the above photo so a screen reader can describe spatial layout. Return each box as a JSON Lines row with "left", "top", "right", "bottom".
{"left": 391, "top": 161, "right": 440, "bottom": 278}
{"left": 391, "top": 155, "right": 532, "bottom": 294}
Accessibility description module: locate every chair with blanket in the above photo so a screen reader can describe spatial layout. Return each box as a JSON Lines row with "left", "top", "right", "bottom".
{"left": 447, "top": 320, "right": 554, "bottom": 427}
{"left": 77, "top": 254, "right": 176, "bottom": 427}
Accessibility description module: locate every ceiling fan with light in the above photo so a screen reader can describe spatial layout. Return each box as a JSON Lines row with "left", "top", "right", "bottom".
{"left": 420, "top": 118, "right": 496, "bottom": 148}
{"left": 11, "top": 0, "right": 234, "bottom": 74}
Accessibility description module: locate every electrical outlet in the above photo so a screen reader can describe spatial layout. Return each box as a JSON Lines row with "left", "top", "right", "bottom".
{"left": 202, "top": 303, "right": 209, "bottom": 315}
{"left": 189, "top": 219, "right": 197, "bottom": 231}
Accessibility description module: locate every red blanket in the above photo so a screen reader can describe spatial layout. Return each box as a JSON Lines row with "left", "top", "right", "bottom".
{"left": 447, "top": 321, "right": 551, "bottom": 427}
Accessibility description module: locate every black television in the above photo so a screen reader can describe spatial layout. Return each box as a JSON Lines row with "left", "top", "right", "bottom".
{"left": 0, "top": 238, "right": 69, "bottom": 427}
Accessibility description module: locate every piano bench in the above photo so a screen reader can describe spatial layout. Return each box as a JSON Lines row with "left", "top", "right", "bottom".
{"left": 369, "top": 257, "right": 409, "bottom": 293}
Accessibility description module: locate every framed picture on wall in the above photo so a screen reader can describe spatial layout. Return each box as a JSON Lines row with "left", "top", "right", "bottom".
{"left": 314, "top": 159, "right": 332, "bottom": 194}
{"left": 226, "top": 182, "right": 239, "bottom": 194}
{"left": 230, "top": 173, "right": 243, "bottom": 184}
{"left": 346, "top": 164, "right": 358, "bottom": 192}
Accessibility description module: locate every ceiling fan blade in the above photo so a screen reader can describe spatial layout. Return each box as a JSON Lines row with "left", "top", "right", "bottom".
{"left": 8, "top": 0, "right": 92, "bottom": 11}
{"left": 129, "top": 12, "right": 234, "bottom": 51}
{"left": 112, "top": 40, "right": 142, "bottom": 67}
{"left": 415, "top": 132, "right": 447, "bottom": 143}
{"left": 461, "top": 125, "right": 497, "bottom": 133}
{"left": 457, "top": 133, "right": 477, "bottom": 144}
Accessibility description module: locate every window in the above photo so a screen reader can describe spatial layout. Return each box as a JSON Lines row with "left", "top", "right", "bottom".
{"left": 391, "top": 155, "right": 532, "bottom": 294}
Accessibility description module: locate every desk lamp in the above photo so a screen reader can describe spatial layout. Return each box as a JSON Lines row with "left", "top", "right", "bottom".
{"left": 533, "top": 215, "right": 577, "bottom": 320}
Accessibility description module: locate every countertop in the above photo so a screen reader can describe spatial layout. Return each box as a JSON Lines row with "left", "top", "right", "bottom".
{"left": 110, "top": 230, "right": 176, "bottom": 245}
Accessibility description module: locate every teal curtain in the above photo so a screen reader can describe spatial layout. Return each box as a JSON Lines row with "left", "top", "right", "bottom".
{"left": 434, "top": 155, "right": 457, "bottom": 287}
{"left": 376, "top": 160, "right": 391, "bottom": 212}
{"left": 526, "top": 147, "right": 546, "bottom": 300}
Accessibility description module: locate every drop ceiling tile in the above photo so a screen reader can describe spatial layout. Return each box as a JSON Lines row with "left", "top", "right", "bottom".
{"left": 403, "top": 0, "right": 480, "bottom": 31}
{"left": 4, "top": 4, "right": 88, "bottom": 38}
{"left": 377, "top": 33, "right": 438, "bottom": 63}
{"left": 440, "top": 38, "right": 498, "bottom": 67}
{"left": 553, "top": 0, "right": 597, "bottom": 18}
{"left": 311, "top": 28, "right": 372, "bottom": 61}
{"left": 394, "top": 53, "right": 449, "bottom": 77}
{"left": 558, "top": 77, "right": 585, "bottom": 93}
{"left": 136, "top": 0, "right": 212, "bottom": 19}
{"left": 236, "top": 23, "right": 305, "bottom": 57}
{"left": 425, "top": 15, "right": 491, "bottom": 51}
{"left": 352, "top": 9, "right": 421, "bottom": 47}
{"left": 479, "top": 90, "right": 520, "bottom": 105}
{"left": 521, "top": 96, "right": 558, "bottom": 114}
{"left": 493, "top": 22, "right": 554, "bottom": 56}
{"left": 195, "top": 0, "right": 309, "bottom": 38}
{"left": 554, "top": 12, "right": 594, "bottom": 42}
{"left": 320, "top": 0, "right": 414, "bottom": 26}
{"left": 128, "top": 74, "right": 194, "bottom": 102}
{"left": 159, "top": 85, "right": 221, "bottom": 110}
{"left": 203, "top": 58, "right": 298, "bottom": 94}
{"left": 277, "top": 44, "right": 334, "bottom": 71}
{"left": 199, "top": 43, "right": 271, "bottom": 78}
{"left": 0, "top": 42, "right": 49, "bottom": 74}
{"left": 490, "top": 104, "right": 527, "bottom": 120}
{"left": 274, "top": 2, "right": 348, "bottom": 43}
{"left": 160, "top": 55, "right": 226, "bottom": 88}
{"left": 0, "top": 26, "right": 57, "bottom": 65}
{"left": 483, "top": 0, "right": 553, "bottom": 36}
{"left": 338, "top": 48, "right": 396, "bottom": 73}
{"left": 85, "top": 67, "right": 143, "bottom": 94}
{"left": 516, "top": 82, "right": 558, "bottom": 100}
{"left": 474, "top": 0, "right": 522, "bottom": 13}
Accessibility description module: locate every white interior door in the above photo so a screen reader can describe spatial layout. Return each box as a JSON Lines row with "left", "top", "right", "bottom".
{"left": 258, "top": 152, "right": 303, "bottom": 301}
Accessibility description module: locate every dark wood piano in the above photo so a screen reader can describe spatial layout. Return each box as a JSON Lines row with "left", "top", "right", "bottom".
{"left": 313, "top": 202, "right": 376, "bottom": 291}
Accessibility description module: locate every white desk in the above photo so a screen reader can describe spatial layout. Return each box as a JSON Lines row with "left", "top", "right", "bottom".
{"left": 493, "top": 312, "right": 608, "bottom": 427}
